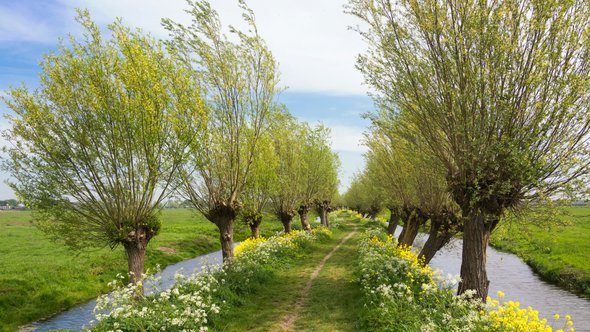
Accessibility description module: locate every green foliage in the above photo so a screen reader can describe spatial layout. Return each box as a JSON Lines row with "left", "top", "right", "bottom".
{"left": 91, "top": 228, "right": 332, "bottom": 331}
{"left": 1, "top": 10, "right": 204, "bottom": 251}
{"left": 240, "top": 132, "right": 279, "bottom": 227}
{"left": 0, "top": 209, "right": 284, "bottom": 332}
{"left": 164, "top": 0, "right": 281, "bottom": 220}
{"left": 349, "top": 0, "right": 590, "bottom": 299}
{"left": 299, "top": 123, "right": 341, "bottom": 207}
{"left": 349, "top": 0, "right": 590, "bottom": 216}
{"left": 342, "top": 171, "right": 383, "bottom": 215}
{"left": 268, "top": 112, "right": 305, "bottom": 219}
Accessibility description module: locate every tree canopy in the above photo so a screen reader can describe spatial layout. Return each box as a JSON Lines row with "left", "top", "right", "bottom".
{"left": 163, "top": 0, "right": 281, "bottom": 260}
{"left": 1, "top": 10, "right": 205, "bottom": 287}
{"left": 349, "top": 0, "right": 590, "bottom": 299}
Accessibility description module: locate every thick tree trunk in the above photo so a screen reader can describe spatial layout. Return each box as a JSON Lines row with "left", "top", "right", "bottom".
{"left": 278, "top": 212, "right": 293, "bottom": 233}
{"left": 249, "top": 216, "right": 262, "bottom": 238}
{"left": 298, "top": 205, "right": 312, "bottom": 231}
{"left": 208, "top": 205, "right": 237, "bottom": 263}
{"left": 457, "top": 213, "right": 491, "bottom": 300}
{"left": 399, "top": 216, "right": 420, "bottom": 247}
{"left": 387, "top": 210, "right": 399, "bottom": 236}
{"left": 419, "top": 218, "right": 452, "bottom": 264}
{"left": 123, "top": 227, "right": 152, "bottom": 296}
{"left": 319, "top": 207, "right": 328, "bottom": 226}
{"left": 217, "top": 218, "right": 234, "bottom": 262}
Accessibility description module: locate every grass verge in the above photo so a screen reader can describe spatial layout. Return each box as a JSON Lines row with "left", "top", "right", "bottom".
{"left": 215, "top": 215, "right": 362, "bottom": 331}
{"left": 0, "top": 209, "right": 287, "bottom": 332}
{"left": 490, "top": 206, "right": 590, "bottom": 297}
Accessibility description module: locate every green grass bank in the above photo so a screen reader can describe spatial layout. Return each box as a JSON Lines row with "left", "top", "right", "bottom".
{"left": 490, "top": 206, "right": 590, "bottom": 298}
{"left": 0, "top": 209, "right": 290, "bottom": 332}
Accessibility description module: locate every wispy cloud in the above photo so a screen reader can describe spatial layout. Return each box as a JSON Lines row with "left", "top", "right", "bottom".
{"left": 330, "top": 125, "right": 367, "bottom": 153}
{"left": 55, "top": 0, "right": 368, "bottom": 95}
{"left": 0, "top": 9, "right": 52, "bottom": 42}
{"left": 0, "top": 2, "right": 70, "bottom": 43}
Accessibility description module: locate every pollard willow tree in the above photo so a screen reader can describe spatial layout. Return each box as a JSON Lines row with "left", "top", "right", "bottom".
{"left": 268, "top": 112, "right": 304, "bottom": 233}
{"left": 296, "top": 124, "right": 337, "bottom": 230}
{"left": 349, "top": 0, "right": 590, "bottom": 299}
{"left": 240, "top": 133, "right": 278, "bottom": 238}
{"left": 365, "top": 111, "right": 462, "bottom": 260}
{"left": 1, "top": 12, "right": 205, "bottom": 289}
{"left": 309, "top": 126, "right": 341, "bottom": 227}
{"left": 364, "top": 111, "right": 434, "bottom": 246}
{"left": 343, "top": 170, "right": 384, "bottom": 218}
{"left": 314, "top": 150, "right": 340, "bottom": 227}
{"left": 164, "top": 0, "right": 281, "bottom": 261}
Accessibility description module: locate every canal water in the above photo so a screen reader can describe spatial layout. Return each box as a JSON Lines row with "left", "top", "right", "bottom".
{"left": 415, "top": 234, "right": 590, "bottom": 331}
{"left": 30, "top": 250, "right": 225, "bottom": 331}
{"left": 31, "top": 229, "right": 590, "bottom": 331}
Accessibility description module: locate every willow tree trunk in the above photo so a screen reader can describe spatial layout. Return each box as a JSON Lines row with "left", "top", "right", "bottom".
{"left": 249, "top": 216, "right": 262, "bottom": 238}
{"left": 319, "top": 207, "right": 329, "bottom": 226}
{"left": 216, "top": 218, "right": 234, "bottom": 262}
{"left": 279, "top": 213, "right": 293, "bottom": 233}
{"left": 399, "top": 221, "right": 419, "bottom": 246}
{"left": 419, "top": 218, "right": 453, "bottom": 264}
{"left": 123, "top": 227, "right": 152, "bottom": 295}
{"left": 298, "top": 205, "right": 312, "bottom": 231}
{"left": 399, "top": 211, "right": 425, "bottom": 246}
{"left": 369, "top": 209, "right": 378, "bottom": 220}
{"left": 458, "top": 213, "right": 492, "bottom": 300}
{"left": 387, "top": 210, "right": 399, "bottom": 236}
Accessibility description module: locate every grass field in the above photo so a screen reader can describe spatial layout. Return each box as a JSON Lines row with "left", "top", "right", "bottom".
{"left": 491, "top": 206, "right": 590, "bottom": 298}
{"left": 0, "top": 208, "right": 291, "bottom": 332}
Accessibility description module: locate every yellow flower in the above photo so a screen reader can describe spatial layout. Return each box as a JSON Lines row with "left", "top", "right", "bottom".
{"left": 554, "top": 314, "right": 560, "bottom": 320}
{"left": 497, "top": 290, "right": 505, "bottom": 298}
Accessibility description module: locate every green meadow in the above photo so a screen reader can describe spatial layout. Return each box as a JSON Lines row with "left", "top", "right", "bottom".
{"left": 0, "top": 209, "right": 286, "bottom": 332}
{"left": 491, "top": 206, "right": 590, "bottom": 298}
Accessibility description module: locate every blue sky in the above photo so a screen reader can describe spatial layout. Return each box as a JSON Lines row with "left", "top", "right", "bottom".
{"left": 0, "top": 0, "right": 373, "bottom": 198}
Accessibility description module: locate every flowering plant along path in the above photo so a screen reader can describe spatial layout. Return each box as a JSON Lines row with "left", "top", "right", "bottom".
{"left": 217, "top": 220, "right": 364, "bottom": 331}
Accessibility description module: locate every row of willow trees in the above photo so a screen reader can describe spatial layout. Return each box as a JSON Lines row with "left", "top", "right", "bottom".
{"left": 344, "top": 0, "right": 590, "bottom": 301}
{"left": 0, "top": 1, "right": 339, "bottom": 292}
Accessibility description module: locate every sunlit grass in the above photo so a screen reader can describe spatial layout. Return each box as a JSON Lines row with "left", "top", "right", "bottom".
{"left": 491, "top": 206, "right": 590, "bottom": 297}
{"left": 0, "top": 208, "right": 285, "bottom": 332}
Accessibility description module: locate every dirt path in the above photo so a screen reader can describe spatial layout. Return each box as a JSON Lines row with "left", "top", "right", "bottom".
{"left": 278, "top": 228, "right": 358, "bottom": 331}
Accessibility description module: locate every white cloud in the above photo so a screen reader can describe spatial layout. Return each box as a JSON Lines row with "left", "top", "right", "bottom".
{"left": 329, "top": 125, "right": 367, "bottom": 153}
{"left": 0, "top": 5, "right": 56, "bottom": 42}
{"left": 56, "top": 0, "right": 368, "bottom": 95}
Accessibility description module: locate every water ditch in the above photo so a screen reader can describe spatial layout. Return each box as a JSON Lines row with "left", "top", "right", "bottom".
{"left": 30, "top": 227, "right": 590, "bottom": 331}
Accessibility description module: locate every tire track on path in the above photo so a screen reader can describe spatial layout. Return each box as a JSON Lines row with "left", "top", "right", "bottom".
{"left": 278, "top": 228, "right": 358, "bottom": 331}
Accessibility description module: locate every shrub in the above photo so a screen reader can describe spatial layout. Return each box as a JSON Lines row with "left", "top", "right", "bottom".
{"left": 92, "top": 228, "right": 332, "bottom": 331}
{"left": 356, "top": 229, "right": 575, "bottom": 332}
